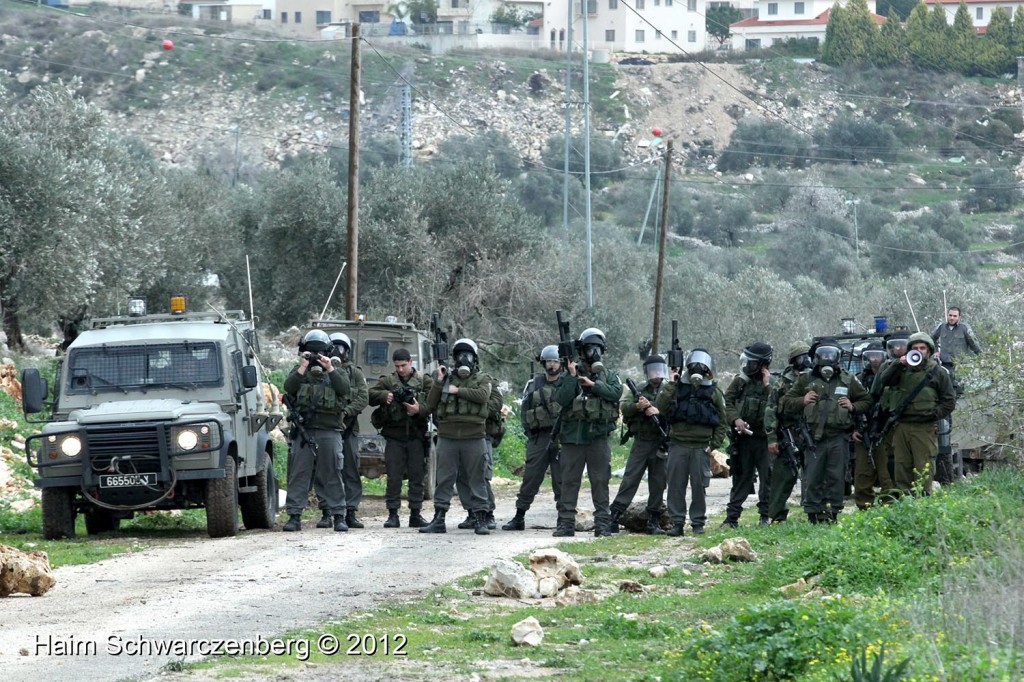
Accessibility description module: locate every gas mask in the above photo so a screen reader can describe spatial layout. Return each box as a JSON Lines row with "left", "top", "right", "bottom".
{"left": 454, "top": 350, "right": 474, "bottom": 379}
{"left": 813, "top": 345, "right": 841, "bottom": 381}
{"left": 309, "top": 365, "right": 325, "bottom": 380}
{"left": 819, "top": 366, "right": 834, "bottom": 380}
{"left": 687, "top": 364, "right": 710, "bottom": 386}
{"left": 582, "top": 345, "right": 604, "bottom": 374}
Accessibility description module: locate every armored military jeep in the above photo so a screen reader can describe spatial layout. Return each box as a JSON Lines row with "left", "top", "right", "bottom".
{"left": 20, "top": 305, "right": 282, "bottom": 540}
{"left": 308, "top": 317, "right": 439, "bottom": 498}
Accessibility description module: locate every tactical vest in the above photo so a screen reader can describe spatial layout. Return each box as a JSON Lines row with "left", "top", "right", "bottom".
{"left": 668, "top": 383, "right": 720, "bottom": 426}
{"left": 735, "top": 378, "right": 771, "bottom": 429}
{"left": 566, "top": 372, "right": 620, "bottom": 424}
{"left": 371, "top": 372, "right": 426, "bottom": 430}
{"left": 880, "top": 362, "right": 939, "bottom": 417}
{"left": 296, "top": 374, "right": 342, "bottom": 415}
{"left": 803, "top": 371, "right": 856, "bottom": 437}
{"left": 435, "top": 374, "right": 490, "bottom": 420}
{"left": 521, "top": 375, "right": 561, "bottom": 431}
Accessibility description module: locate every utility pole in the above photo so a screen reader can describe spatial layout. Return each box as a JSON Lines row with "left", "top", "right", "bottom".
{"left": 231, "top": 125, "right": 240, "bottom": 187}
{"left": 346, "top": 23, "right": 361, "bottom": 319}
{"left": 561, "top": 2, "right": 574, "bottom": 269}
{"left": 651, "top": 140, "right": 673, "bottom": 353}
{"left": 399, "top": 83, "right": 413, "bottom": 167}
{"left": 846, "top": 198, "right": 860, "bottom": 258}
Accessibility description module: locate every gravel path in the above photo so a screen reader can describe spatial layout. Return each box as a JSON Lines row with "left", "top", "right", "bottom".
{"left": 0, "top": 478, "right": 733, "bottom": 682}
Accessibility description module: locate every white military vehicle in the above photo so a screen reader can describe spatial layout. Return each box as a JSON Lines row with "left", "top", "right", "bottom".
{"left": 20, "top": 299, "right": 281, "bottom": 539}
{"left": 308, "top": 316, "right": 440, "bottom": 498}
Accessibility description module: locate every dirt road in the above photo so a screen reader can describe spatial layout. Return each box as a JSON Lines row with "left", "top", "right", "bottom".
{"left": 0, "top": 480, "right": 732, "bottom": 682}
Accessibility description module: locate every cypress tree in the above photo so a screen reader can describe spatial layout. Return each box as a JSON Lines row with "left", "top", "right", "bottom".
{"left": 873, "top": 9, "right": 909, "bottom": 66}
{"left": 846, "top": 0, "right": 881, "bottom": 63}
{"left": 950, "top": 1, "right": 975, "bottom": 73}
{"left": 821, "top": 2, "right": 849, "bottom": 65}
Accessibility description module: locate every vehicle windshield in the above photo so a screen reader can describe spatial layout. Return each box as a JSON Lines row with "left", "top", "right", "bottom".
{"left": 66, "top": 342, "right": 222, "bottom": 394}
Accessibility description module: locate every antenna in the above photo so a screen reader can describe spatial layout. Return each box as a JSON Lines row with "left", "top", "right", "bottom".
{"left": 904, "top": 290, "right": 921, "bottom": 332}
{"left": 245, "top": 254, "right": 256, "bottom": 323}
{"left": 319, "top": 262, "right": 348, "bottom": 321}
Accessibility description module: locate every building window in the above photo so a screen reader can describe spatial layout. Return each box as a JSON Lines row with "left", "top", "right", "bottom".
{"left": 636, "top": 29, "right": 645, "bottom": 41}
{"left": 609, "top": 0, "right": 618, "bottom": 8}
{"left": 976, "top": 7, "right": 983, "bottom": 19}
{"left": 655, "top": 0, "right": 660, "bottom": 5}
{"left": 294, "top": 11, "right": 302, "bottom": 23}
{"left": 656, "top": 29, "right": 662, "bottom": 39}
{"left": 316, "top": 10, "right": 331, "bottom": 24}
{"left": 281, "top": 11, "right": 287, "bottom": 23}
{"left": 767, "top": 3, "right": 778, "bottom": 15}
{"left": 260, "top": 9, "right": 271, "bottom": 19}
{"left": 666, "top": 0, "right": 672, "bottom": 5}
{"left": 671, "top": 30, "right": 678, "bottom": 39}
{"left": 745, "top": 38, "right": 761, "bottom": 49}
{"left": 606, "top": 29, "right": 616, "bottom": 41}
{"left": 687, "top": 0, "right": 695, "bottom": 10}
{"left": 364, "top": 341, "right": 390, "bottom": 366}
{"left": 636, "top": 0, "right": 645, "bottom": 8}
{"left": 359, "top": 10, "right": 380, "bottom": 22}
{"left": 795, "top": 1, "right": 804, "bottom": 14}
{"left": 686, "top": 29, "right": 695, "bottom": 42}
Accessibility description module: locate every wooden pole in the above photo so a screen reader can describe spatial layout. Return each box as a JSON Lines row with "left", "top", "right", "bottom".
{"left": 345, "top": 23, "right": 361, "bottom": 319}
{"left": 651, "top": 140, "right": 673, "bottom": 353}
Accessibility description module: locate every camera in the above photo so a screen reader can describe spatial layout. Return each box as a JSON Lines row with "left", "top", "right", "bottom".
{"left": 303, "top": 351, "right": 326, "bottom": 363}
{"left": 906, "top": 349, "right": 924, "bottom": 367}
{"left": 394, "top": 386, "right": 417, "bottom": 405}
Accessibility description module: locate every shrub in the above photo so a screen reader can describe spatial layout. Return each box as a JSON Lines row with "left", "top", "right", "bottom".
{"left": 718, "top": 119, "right": 810, "bottom": 172}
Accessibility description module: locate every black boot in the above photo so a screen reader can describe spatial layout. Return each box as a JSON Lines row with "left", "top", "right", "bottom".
{"left": 502, "top": 510, "right": 526, "bottom": 531}
{"left": 383, "top": 510, "right": 400, "bottom": 528}
{"left": 419, "top": 509, "right": 447, "bottom": 534}
{"left": 333, "top": 514, "right": 349, "bottom": 532}
{"left": 408, "top": 509, "right": 428, "bottom": 528}
{"left": 474, "top": 510, "right": 490, "bottom": 536}
{"left": 719, "top": 518, "right": 739, "bottom": 529}
{"left": 316, "top": 511, "right": 332, "bottom": 529}
{"left": 486, "top": 511, "right": 496, "bottom": 530}
{"left": 283, "top": 514, "right": 302, "bottom": 532}
{"left": 667, "top": 523, "right": 685, "bottom": 537}
{"left": 595, "top": 519, "right": 613, "bottom": 537}
{"left": 552, "top": 521, "right": 575, "bottom": 537}
{"left": 646, "top": 514, "right": 666, "bottom": 535}
{"left": 759, "top": 515, "right": 771, "bottom": 526}
{"left": 608, "top": 509, "right": 622, "bottom": 534}
{"left": 807, "top": 512, "right": 820, "bottom": 525}
{"left": 457, "top": 513, "right": 476, "bottom": 529}
{"left": 345, "top": 510, "right": 364, "bottom": 529}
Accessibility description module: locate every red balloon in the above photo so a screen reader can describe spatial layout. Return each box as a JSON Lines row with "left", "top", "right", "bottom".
{"left": 162, "top": 39, "right": 174, "bottom": 50}
{"left": 651, "top": 127, "right": 663, "bottom": 137}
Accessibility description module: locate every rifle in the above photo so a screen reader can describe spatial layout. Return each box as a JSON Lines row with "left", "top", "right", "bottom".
{"left": 666, "top": 319, "right": 685, "bottom": 373}
{"left": 624, "top": 378, "right": 668, "bottom": 440}
{"left": 779, "top": 427, "right": 803, "bottom": 477}
{"left": 281, "top": 393, "right": 319, "bottom": 457}
{"left": 547, "top": 310, "right": 575, "bottom": 457}
{"left": 867, "top": 364, "right": 940, "bottom": 459}
{"left": 431, "top": 312, "right": 451, "bottom": 404}
{"left": 795, "top": 417, "right": 818, "bottom": 460}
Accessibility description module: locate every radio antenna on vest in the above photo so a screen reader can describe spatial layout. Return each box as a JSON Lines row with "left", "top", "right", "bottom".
{"left": 904, "top": 290, "right": 920, "bottom": 332}
{"left": 320, "top": 262, "right": 348, "bottom": 321}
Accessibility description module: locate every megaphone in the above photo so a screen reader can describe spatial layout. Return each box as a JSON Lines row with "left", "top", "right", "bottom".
{"left": 906, "top": 349, "right": 924, "bottom": 367}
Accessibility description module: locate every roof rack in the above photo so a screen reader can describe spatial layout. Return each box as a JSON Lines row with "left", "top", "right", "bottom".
{"left": 87, "top": 310, "right": 248, "bottom": 330}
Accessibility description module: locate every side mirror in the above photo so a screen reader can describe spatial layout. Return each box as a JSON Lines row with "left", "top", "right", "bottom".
{"left": 240, "top": 365, "right": 259, "bottom": 390}
{"left": 20, "top": 368, "right": 49, "bottom": 414}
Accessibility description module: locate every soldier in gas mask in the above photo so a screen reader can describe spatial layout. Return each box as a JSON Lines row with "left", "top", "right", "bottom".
{"left": 722, "top": 343, "right": 776, "bottom": 528}
{"left": 419, "top": 338, "right": 494, "bottom": 535}
{"left": 551, "top": 328, "right": 622, "bottom": 538}
{"left": 764, "top": 343, "right": 812, "bottom": 523}
{"left": 656, "top": 350, "right": 727, "bottom": 536}
{"left": 852, "top": 341, "right": 892, "bottom": 510}
{"left": 282, "top": 330, "right": 351, "bottom": 532}
{"left": 503, "top": 345, "right": 564, "bottom": 531}
{"left": 781, "top": 339, "right": 871, "bottom": 524}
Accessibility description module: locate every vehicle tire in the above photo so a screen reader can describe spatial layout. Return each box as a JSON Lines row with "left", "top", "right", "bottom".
{"left": 41, "top": 487, "right": 77, "bottom": 540}
{"left": 424, "top": 438, "right": 437, "bottom": 501}
{"left": 84, "top": 508, "right": 121, "bottom": 535}
{"left": 239, "top": 453, "right": 277, "bottom": 530}
{"left": 206, "top": 454, "right": 239, "bottom": 538}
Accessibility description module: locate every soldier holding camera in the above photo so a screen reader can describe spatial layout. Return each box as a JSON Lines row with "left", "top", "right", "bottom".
{"left": 282, "top": 330, "right": 351, "bottom": 532}
{"left": 873, "top": 332, "right": 956, "bottom": 494}
{"left": 368, "top": 348, "right": 434, "bottom": 528}
{"left": 322, "top": 332, "right": 369, "bottom": 530}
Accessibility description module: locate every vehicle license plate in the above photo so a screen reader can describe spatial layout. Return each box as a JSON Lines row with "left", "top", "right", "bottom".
{"left": 99, "top": 473, "right": 157, "bottom": 488}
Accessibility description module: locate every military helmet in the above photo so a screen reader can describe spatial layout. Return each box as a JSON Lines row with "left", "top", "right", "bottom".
{"left": 907, "top": 331, "right": 936, "bottom": 352}
{"left": 740, "top": 342, "right": 773, "bottom": 376}
{"left": 577, "top": 327, "right": 606, "bottom": 349}
{"left": 685, "top": 349, "right": 714, "bottom": 375}
{"left": 643, "top": 353, "right": 669, "bottom": 381}
{"left": 329, "top": 332, "right": 352, "bottom": 351}
{"left": 452, "top": 338, "right": 479, "bottom": 357}
{"left": 300, "top": 329, "right": 332, "bottom": 354}
{"left": 538, "top": 345, "right": 559, "bottom": 363}
{"left": 787, "top": 343, "right": 811, "bottom": 362}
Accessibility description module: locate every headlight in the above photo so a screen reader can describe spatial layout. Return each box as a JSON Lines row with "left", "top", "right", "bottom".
{"left": 176, "top": 429, "right": 199, "bottom": 451}
{"left": 59, "top": 435, "right": 82, "bottom": 457}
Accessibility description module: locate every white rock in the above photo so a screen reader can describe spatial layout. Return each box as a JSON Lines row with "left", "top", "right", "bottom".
{"left": 649, "top": 565, "right": 668, "bottom": 578}
{"left": 511, "top": 616, "right": 543, "bottom": 646}
{"left": 483, "top": 559, "right": 538, "bottom": 599}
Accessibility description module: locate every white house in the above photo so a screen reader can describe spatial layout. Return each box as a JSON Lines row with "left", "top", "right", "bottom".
{"left": 923, "top": 0, "right": 1024, "bottom": 29}
{"left": 729, "top": 0, "right": 881, "bottom": 51}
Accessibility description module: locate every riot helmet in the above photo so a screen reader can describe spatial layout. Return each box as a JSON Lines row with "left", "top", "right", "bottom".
{"left": 862, "top": 341, "right": 885, "bottom": 369}
{"left": 300, "top": 329, "right": 332, "bottom": 356}
{"left": 685, "top": 349, "right": 714, "bottom": 385}
{"left": 813, "top": 341, "right": 842, "bottom": 380}
{"left": 643, "top": 354, "right": 669, "bottom": 382}
{"left": 885, "top": 331, "right": 910, "bottom": 359}
{"left": 740, "top": 342, "right": 773, "bottom": 377}
{"left": 577, "top": 327, "right": 606, "bottom": 371}
{"left": 452, "top": 338, "right": 478, "bottom": 379}
{"left": 329, "top": 332, "right": 352, "bottom": 362}
{"left": 538, "top": 344, "right": 561, "bottom": 376}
